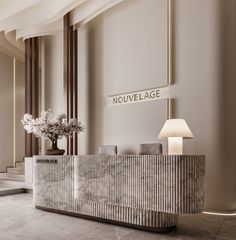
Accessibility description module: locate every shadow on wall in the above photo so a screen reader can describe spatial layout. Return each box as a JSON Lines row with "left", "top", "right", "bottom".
{"left": 87, "top": 18, "right": 104, "bottom": 154}
{"left": 218, "top": 0, "right": 236, "bottom": 210}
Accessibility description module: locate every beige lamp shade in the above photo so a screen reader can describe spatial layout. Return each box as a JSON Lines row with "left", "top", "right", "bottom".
{"left": 158, "top": 119, "right": 194, "bottom": 139}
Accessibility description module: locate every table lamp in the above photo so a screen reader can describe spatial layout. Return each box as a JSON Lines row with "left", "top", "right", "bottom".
{"left": 158, "top": 119, "right": 193, "bottom": 155}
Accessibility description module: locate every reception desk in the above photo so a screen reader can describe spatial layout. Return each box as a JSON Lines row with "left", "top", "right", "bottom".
{"left": 33, "top": 155, "right": 205, "bottom": 233}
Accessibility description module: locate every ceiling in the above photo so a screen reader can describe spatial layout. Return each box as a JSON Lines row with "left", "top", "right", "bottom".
{"left": 0, "top": 0, "right": 123, "bottom": 61}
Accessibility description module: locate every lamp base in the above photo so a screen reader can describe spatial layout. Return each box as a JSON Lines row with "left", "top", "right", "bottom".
{"left": 168, "top": 137, "right": 183, "bottom": 155}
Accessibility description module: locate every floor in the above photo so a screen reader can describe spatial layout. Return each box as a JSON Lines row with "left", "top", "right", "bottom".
{"left": 0, "top": 180, "right": 31, "bottom": 196}
{"left": 0, "top": 193, "right": 235, "bottom": 240}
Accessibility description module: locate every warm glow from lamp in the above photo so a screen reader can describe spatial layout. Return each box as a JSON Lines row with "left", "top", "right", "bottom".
{"left": 158, "top": 119, "right": 193, "bottom": 155}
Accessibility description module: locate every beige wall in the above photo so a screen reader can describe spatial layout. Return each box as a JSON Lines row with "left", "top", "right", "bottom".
{"left": 43, "top": 0, "right": 236, "bottom": 210}
{"left": 44, "top": 33, "right": 64, "bottom": 114}
{"left": 0, "top": 53, "right": 25, "bottom": 171}
{"left": 44, "top": 33, "right": 66, "bottom": 150}
{"left": 15, "top": 59, "right": 25, "bottom": 163}
{"left": 0, "top": 52, "right": 13, "bottom": 171}
{"left": 170, "top": 0, "right": 236, "bottom": 211}
{"left": 78, "top": 0, "right": 168, "bottom": 155}
{"left": 77, "top": 0, "right": 236, "bottom": 211}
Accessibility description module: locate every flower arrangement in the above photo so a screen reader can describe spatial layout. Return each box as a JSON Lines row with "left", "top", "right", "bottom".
{"left": 22, "top": 109, "right": 85, "bottom": 154}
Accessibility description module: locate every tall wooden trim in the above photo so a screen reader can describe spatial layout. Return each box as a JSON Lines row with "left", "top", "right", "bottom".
{"left": 64, "top": 14, "right": 78, "bottom": 155}
{"left": 25, "top": 38, "right": 40, "bottom": 157}
{"left": 73, "top": 29, "right": 78, "bottom": 154}
{"left": 64, "top": 14, "right": 70, "bottom": 154}
{"left": 25, "top": 39, "right": 31, "bottom": 157}
{"left": 69, "top": 26, "right": 74, "bottom": 154}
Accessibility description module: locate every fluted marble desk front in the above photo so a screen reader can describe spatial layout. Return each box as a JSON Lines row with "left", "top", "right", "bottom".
{"left": 33, "top": 155, "right": 205, "bottom": 233}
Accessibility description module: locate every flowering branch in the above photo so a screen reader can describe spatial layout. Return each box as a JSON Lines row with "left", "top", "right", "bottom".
{"left": 21, "top": 109, "right": 85, "bottom": 143}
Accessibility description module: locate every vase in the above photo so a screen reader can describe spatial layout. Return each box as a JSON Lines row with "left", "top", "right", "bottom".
{"left": 46, "top": 139, "right": 65, "bottom": 155}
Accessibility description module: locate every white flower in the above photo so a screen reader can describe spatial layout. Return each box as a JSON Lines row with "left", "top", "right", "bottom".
{"left": 21, "top": 109, "right": 85, "bottom": 142}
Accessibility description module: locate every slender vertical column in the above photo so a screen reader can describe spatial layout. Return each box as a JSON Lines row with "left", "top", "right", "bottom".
{"left": 32, "top": 38, "right": 39, "bottom": 155}
{"left": 64, "top": 14, "right": 70, "bottom": 154}
{"left": 73, "top": 29, "right": 78, "bottom": 154}
{"left": 69, "top": 26, "right": 74, "bottom": 154}
{"left": 64, "top": 14, "right": 78, "bottom": 155}
{"left": 41, "top": 38, "right": 46, "bottom": 155}
{"left": 25, "top": 37, "right": 40, "bottom": 157}
{"left": 13, "top": 58, "right": 16, "bottom": 165}
{"left": 25, "top": 39, "right": 32, "bottom": 157}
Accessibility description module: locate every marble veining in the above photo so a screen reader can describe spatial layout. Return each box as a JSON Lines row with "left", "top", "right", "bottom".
{"left": 34, "top": 155, "right": 205, "bottom": 230}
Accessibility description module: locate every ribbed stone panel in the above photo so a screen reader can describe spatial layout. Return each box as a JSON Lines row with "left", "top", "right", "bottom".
{"left": 34, "top": 155, "right": 205, "bottom": 229}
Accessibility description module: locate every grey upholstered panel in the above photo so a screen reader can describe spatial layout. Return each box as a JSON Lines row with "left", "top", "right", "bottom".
{"left": 139, "top": 143, "right": 163, "bottom": 155}
{"left": 99, "top": 145, "right": 117, "bottom": 155}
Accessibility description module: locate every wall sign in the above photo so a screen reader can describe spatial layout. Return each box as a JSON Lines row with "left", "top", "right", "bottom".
{"left": 36, "top": 159, "right": 57, "bottom": 164}
{"left": 108, "top": 87, "right": 168, "bottom": 106}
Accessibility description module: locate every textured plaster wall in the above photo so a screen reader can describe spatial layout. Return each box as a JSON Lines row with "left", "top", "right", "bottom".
{"left": 78, "top": 0, "right": 168, "bottom": 155}
{"left": 78, "top": 0, "right": 236, "bottom": 211}
{"left": 0, "top": 52, "right": 13, "bottom": 171}
{"left": 15, "top": 59, "right": 25, "bottom": 163}
{"left": 44, "top": 33, "right": 66, "bottom": 150}
{"left": 43, "top": 0, "right": 236, "bottom": 210}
